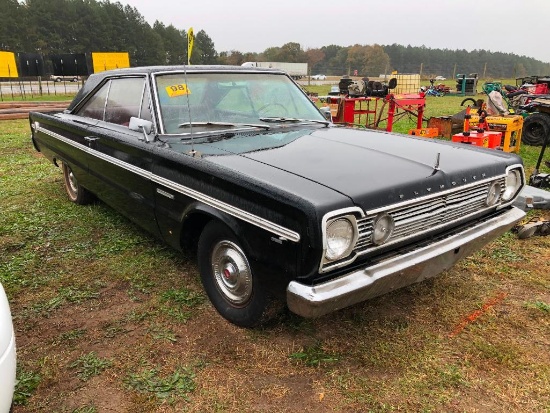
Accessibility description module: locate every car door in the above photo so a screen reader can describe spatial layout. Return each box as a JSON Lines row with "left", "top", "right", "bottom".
{"left": 75, "top": 76, "right": 161, "bottom": 237}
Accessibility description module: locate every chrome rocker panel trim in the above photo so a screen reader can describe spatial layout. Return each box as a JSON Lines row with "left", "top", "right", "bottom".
{"left": 287, "top": 206, "right": 525, "bottom": 318}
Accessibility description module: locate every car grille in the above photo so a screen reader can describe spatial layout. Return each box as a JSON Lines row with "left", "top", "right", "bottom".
{"left": 354, "top": 177, "right": 505, "bottom": 253}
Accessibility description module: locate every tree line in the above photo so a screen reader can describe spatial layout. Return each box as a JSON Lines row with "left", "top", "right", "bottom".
{"left": 2, "top": 0, "right": 549, "bottom": 78}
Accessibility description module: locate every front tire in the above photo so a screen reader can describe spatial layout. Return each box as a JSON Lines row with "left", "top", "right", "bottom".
{"left": 197, "top": 221, "right": 267, "bottom": 328}
{"left": 62, "top": 162, "right": 93, "bottom": 205}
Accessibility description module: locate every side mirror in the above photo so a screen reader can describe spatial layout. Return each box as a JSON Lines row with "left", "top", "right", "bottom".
{"left": 319, "top": 106, "right": 332, "bottom": 122}
{"left": 129, "top": 117, "right": 154, "bottom": 143}
{"left": 388, "top": 78, "right": 398, "bottom": 90}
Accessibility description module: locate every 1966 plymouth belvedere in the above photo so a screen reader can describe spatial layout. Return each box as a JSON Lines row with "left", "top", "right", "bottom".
{"left": 30, "top": 66, "right": 526, "bottom": 327}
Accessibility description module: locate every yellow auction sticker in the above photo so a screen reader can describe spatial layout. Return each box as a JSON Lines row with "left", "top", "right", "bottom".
{"left": 165, "top": 84, "right": 191, "bottom": 97}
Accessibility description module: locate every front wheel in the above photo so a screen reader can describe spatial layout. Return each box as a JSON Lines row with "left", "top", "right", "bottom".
{"left": 197, "top": 221, "right": 268, "bottom": 327}
{"left": 62, "top": 162, "right": 93, "bottom": 205}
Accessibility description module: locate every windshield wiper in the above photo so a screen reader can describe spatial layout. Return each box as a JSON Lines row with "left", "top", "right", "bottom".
{"left": 258, "top": 117, "right": 330, "bottom": 126}
{"left": 178, "top": 121, "right": 270, "bottom": 130}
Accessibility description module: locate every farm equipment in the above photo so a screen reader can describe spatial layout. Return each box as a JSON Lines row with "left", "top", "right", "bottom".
{"left": 444, "top": 103, "right": 523, "bottom": 153}
{"left": 521, "top": 95, "right": 550, "bottom": 146}
{"left": 319, "top": 77, "right": 427, "bottom": 132}
{"left": 455, "top": 73, "right": 478, "bottom": 96}
{"left": 528, "top": 127, "right": 550, "bottom": 189}
{"left": 481, "top": 76, "right": 550, "bottom": 146}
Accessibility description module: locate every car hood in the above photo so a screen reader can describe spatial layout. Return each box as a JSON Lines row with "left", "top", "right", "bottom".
{"left": 169, "top": 126, "right": 520, "bottom": 211}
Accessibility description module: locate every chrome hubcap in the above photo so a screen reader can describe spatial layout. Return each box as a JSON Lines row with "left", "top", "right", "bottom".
{"left": 68, "top": 170, "right": 78, "bottom": 194}
{"left": 211, "top": 240, "right": 252, "bottom": 305}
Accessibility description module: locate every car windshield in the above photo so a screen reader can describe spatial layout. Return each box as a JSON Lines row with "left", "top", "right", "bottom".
{"left": 154, "top": 72, "right": 326, "bottom": 134}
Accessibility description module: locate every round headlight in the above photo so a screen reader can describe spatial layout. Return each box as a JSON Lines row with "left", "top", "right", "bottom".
{"left": 486, "top": 181, "right": 501, "bottom": 206}
{"left": 502, "top": 169, "right": 521, "bottom": 201}
{"left": 325, "top": 218, "right": 355, "bottom": 261}
{"left": 372, "top": 213, "right": 395, "bottom": 245}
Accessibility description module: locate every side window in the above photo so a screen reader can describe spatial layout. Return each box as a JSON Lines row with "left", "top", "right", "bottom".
{"left": 104, "top": 77, "right": 145, "bottom": 126}
{"left": 77, "top": 81, "right": 110, "bottom": 120}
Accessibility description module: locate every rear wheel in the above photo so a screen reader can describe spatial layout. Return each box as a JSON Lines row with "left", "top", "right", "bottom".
{"left": 62, "top": 162, "right": 93, "bottom": 204}
{"left": 522, "top": 112, "right": 550, "bottom": 146}
{"left": 197, "top": 221, "right": 267, "bottom": 328}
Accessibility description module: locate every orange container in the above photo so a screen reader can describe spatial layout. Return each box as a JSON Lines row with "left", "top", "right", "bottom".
{"left": 452, "top": 130, "right": 502, "bottom": 149}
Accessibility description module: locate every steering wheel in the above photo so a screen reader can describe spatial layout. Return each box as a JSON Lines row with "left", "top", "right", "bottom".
{"left": 257, "top": 102, "right": 288, "bottom": 117}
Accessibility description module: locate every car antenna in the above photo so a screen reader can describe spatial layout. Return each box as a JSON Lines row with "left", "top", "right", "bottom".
{"left": 182, "top": 63, "right": 197, "bottom": 157}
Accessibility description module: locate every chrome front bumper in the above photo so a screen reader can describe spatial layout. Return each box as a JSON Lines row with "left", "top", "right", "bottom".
{"left": 287, "top": 207, "right": 525, "bottom": 318}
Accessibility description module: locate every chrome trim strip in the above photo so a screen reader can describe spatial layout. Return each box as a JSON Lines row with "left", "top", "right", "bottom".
{"left": 36, "top": 125, "right": 300, "bottom": 243}
{"left": 287, "top": 206, "right": 526, "bottom": 318}
{"left": 156, "top": 188, "right": 175, "bottom": 199}
{"left": 152, "top": 174, "right": 300, "bottom": 242}
{"left": 365, "top": 173, "right": 507, "bottom": 216}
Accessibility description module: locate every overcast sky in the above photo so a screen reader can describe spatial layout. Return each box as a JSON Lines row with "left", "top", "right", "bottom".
{"left": 118, "top": 0, "right": 550, "bottom": 64}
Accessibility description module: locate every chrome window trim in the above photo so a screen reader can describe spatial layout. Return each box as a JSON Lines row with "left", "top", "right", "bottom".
{"left": 36, "top": 125, "right": 300, "bottom": 243}
{"left": 150, "top": 70, "right": 304, "bottom": 135}
{"left": 102, "top": 79, "right": 112, "bottom": 121}
{"left": 137, "top": 80, "right": 147, "bottom": 120}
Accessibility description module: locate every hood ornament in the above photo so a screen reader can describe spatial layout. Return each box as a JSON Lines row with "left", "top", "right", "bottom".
{"left": 430, "top": 152, "right": 441, "bottom": 176}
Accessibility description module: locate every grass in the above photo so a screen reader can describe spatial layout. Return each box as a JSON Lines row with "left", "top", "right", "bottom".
{"left": 124, "top": 366, "right": 197, "bottom": 402}
{"left": 69, "top": 352, "right": 112, "bottom": 382}
{"left": 289, "top": 341, "right": 339, "bottom": 367}
{"left": 1, "top": 100, "right": 549, "bottom": 413}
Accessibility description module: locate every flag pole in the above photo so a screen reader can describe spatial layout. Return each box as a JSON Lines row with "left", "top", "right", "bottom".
{"left": 187, "top": 27, "right": 194, "bottom": 65}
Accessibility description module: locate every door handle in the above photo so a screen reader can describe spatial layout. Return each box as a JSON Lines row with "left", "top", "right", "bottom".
{"left": 84, "top": 136, "right": 99, "bottom": 147}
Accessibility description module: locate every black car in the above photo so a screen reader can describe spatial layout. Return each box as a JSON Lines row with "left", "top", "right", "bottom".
{"left": 30, "top": 66, "right": 526, "bottom": 327}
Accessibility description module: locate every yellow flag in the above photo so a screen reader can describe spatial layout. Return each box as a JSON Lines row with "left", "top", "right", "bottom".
{"left": 187, "top": 27, "right": 194, "bottom": 65}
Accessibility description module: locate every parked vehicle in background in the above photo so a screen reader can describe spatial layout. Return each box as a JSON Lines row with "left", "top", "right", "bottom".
{"left": 30, "top": 65, "right": 526, "bottom": 328}
{"left": 50, "top": 74, "right": 81, "bottom": 82}
{"left": 0, "top": 282, "right": 16, "bottom": 412}
{"left": 522, "top": 96, "right": 550, "bottom": 146}
{"left": 435, "top": 75, "right": 446, "bottom": 81}
{"left": 241, "top": 62, "right": 308, "bottom": 79}
{"left": 311, "top": 74, "right": 327, "bottom": 80}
